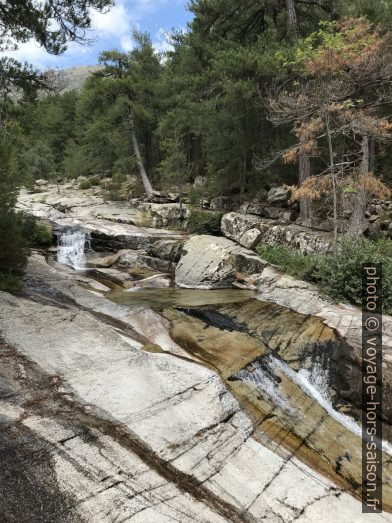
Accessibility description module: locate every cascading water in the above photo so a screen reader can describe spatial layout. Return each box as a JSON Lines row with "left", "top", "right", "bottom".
{"left": 57, "top": 229, "right": 87, "bottom": 270}
{"left": 298, "top": 353, "right": 330, "bottom": 402}
{"left": 234, "top": 354, "right": 392, "bottom": 456}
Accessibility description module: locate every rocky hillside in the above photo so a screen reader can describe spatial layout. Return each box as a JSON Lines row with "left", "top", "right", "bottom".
{"left": 51, "top": 65, "right": 102, "bottom": 92}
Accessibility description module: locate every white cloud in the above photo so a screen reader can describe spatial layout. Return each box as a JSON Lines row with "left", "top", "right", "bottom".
{"left": 0, "top": 0, "right": 187, "bottom": 69}
{"left": 120, "top": 35, "right": 134, "bottom": 52}
{"left": 91, "top": 3, "right": 130, "bottom": 37}
{"left": 0, "top": 40, "right": 57, "bottom": 70}
{"left": 1, "top": 39, "right": 92, "bottom": 70}
{"left": 153, "top": 28, "right": 173, "bottom": 54}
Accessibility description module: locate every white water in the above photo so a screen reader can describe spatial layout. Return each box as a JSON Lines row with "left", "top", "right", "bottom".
{"left": 271, "top": 356, "right": 392, "bottom": 457}
{"left": 57, "top": 230, "right": 87, "bottom": 270}
{"left": 236, "top": 353, "right": 392, "bottom": 456}
{"left": 298, "top": 354, "right": 330, "bottom": 402}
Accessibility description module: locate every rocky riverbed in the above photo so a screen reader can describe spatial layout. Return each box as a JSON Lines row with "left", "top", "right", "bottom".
{"left": 1, "top": 182, "right": 391, "bottom": 521}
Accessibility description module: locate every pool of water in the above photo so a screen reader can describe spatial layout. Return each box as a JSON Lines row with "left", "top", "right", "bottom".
{"left": 107, "top": 287, "right": 256, "bottom": 308}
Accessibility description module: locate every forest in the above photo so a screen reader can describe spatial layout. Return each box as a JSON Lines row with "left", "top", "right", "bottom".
{"left": 2, "top": 0, "right": 392, "bottom": 293}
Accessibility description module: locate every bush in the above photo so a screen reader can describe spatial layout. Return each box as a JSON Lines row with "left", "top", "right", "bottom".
{"left": 33, "top": 223, "right": 53, "bottom": 246}
{"left": 0, "top": 209, "right": 29, "bottom": 275}
{"left": 257, "top": 244, "right": 319, "bottom": 282}
{"left": 257, "top": 238, "right": 392, "bottom": 314}
{"left": 79, "top": 177, "right": 100, "bottom": 190}
{"left": 317, "top": 238, "right": 392, "bottom": 314}
{"left": 0, "top": 272, "right": 23, "bottom": 292}
{"left": 187, "top": 210, "right": 223, "bottom": 235}
{"left": 19, "top": 213, "right": 53, "bottom": 247}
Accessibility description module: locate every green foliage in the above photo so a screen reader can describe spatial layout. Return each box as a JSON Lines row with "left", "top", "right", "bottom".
{"left": 0, "top": 207, "right": 29, "bottom": 274}
{"left": 316, "top": 238, "right": 392, "bottom": 313}
{"left": 187, "top": 210, "right": 223, "bottom": 235}
{"left": 0, "top": 272, "right": 23, "bottom": 292}
{"left": 101, "top": 172, "right": 127, "bottom": 201}
{"left": 257, "top": 244, "right": 319, "bottom": 281}
{"left": 257, "top": 238, "right": 392, "bottom": 314}
{"left": 32, "top": 223, "right": 53, "bottom": 246}
{"left": 0, "top": 0, "right": 113, "bottom": 55}
{"left": 79, "top": 177, "right": 100, "bottom": 190}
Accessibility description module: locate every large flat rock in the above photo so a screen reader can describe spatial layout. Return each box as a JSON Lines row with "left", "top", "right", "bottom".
{"left": 175, "top": 235, "right": 267, "bottom": 289}
{"left": 0, "top": 290, "right": 386, "bottom": 522}
{"left": 17, "top": 185, "right": 186, "bottom": 251}
{"left": 1, "top": 257, "right": 388, "bottom": 521}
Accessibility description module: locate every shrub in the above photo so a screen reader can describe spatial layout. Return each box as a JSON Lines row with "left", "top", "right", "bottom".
{"left": 187, "top": 210, "right": 223, "bottom": 235}
{"left": 0, "top": 209, "right": 29, "bottom": 275}
{"left": 257, "top": 238, "right": 392, "bottom": 314}
{"left": 79, "top": 177, "right": 100, "bottom": 190}
{"left": 79, "top": 179, "right": 91, "bottom": 190}
{"left": 33, "top": 223, "right": 53, "bottom": 246}
{"left": 0, "top": 272, "right": 23, "bottom": 292}
{"left": 257, "top": 244, "right": 319, "bottom": 282}
{"left": 316, "top": 237, "right": 392, "bottom": 314}
{"left": 19, "top": 214, "right": 53, "bottom": 247}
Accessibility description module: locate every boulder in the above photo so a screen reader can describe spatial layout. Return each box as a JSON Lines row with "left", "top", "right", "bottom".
{"left": 267, "top": 186, "right": 291, "bottom": 206}
{"left": 264, "top": 206, "right": 281, "bottom": 220}
{"left": 35, "top": 179, "right": 49, "bottom": 187}
{"left": 221, "top": 213, "right": 262, "bottom": 250}
{"left": 222, "top": 212, "right": 335, "bottom": 254}
{"left": 193, "top": 176, "right": 207, "bottom": 189}
{"left": 134, "top": 274, "right": 172, "bottom": 288}
{"left": 264, "top": 206, "right": 297, "bottom": 221}
{"left": 138, "top": 202, "right": 189, "bottom": 228}
{"left": 86, "top": 249, "right": 131, "bottom": 268}
{"left": 175, "top": 235, "right": 267, "bottom": 288}
{"left": 115, "top": 250, "right": 176, "bottom": 273}
{"left": 146, "top": 239, "right": 184, "bottom": 263}
{"left": 87, "top": 267, "right": 133, "bottom": 288}
{"left": 247, "top": 202, "right": 267, "bottom": 216}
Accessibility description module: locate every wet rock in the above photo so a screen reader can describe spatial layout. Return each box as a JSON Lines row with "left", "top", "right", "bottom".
{"left": 115, "top": 250, "right": 176, "bottom": 273}
{"left": 256, "top": 265, "right": 392, "bottom": 434}
{"left": 134, "top": 275, "right": 172, "bottom": 289}
{"left": 1, "top": 256, "right": 391, "bottom": 519}
{"left": 175, "top": 235, "right": 267, "bottom": 288}
{"left": 87, "top": 267, "right": 133, "bottom": 288}
{"left": 17, "top": 186, "right": 186, "bottom": 252}
{"left": 86, "top": 249, "right": 131, "bottom": 268}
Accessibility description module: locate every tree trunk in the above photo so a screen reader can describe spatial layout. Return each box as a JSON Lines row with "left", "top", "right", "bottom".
{"left": 128, "top": 109, "right": 154, "bottom": 200}
{"left": 325, "top": 113, "right": 338, "bottom": 245}
{"left": 286, "top": 0, "right": 313, "bottom": 226}
{"left": 348, "top": 135, "right": 369, "bottom": 236}
{"left": 286, "top": 0, "right": 298, "bottom": 39}
{"left": 297, "top": 150, "right": 313, "bottom": 227}
{"left": 369, "top": 137, "right": 375, "bottom": 173}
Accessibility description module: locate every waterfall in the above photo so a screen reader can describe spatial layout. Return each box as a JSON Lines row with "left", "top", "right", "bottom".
{"left": 298, "top": 354, "right": 330, "bottom": 402}
{"left": 57, "top": 229, "right": 87, "bottom": 270}
{"left": 234, "top": 354, "right": 392, "bottom": 456}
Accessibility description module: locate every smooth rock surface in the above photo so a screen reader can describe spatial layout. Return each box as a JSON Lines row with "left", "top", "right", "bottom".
{"left": 17, "top": 185, "right": 186, "bottom": 252}
{"left": 175, "top": 235, "right": 267, "bottom": 288}
{"left": 0, "top": 291, "right": 388, "bottom": 521}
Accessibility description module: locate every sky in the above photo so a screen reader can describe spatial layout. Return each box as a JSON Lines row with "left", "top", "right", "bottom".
{"left": 5, "top": 0, "right": 192, "bottom": 70}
